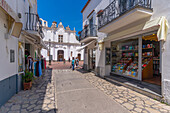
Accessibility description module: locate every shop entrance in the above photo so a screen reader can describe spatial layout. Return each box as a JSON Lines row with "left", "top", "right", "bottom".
{"left": 58, "top": 50, "right": 64, "bottom": 61}
{"left": 88, "top": 49, "right": 96, "bottom": 70}
{"left": 110, "top": 34, "right": 161, "bottom": 86}
{"left": 142, "top": 35, "right": 161, "bottom": 86}
{"left": 78, "top": 54, "right": 81, "bottom": 61}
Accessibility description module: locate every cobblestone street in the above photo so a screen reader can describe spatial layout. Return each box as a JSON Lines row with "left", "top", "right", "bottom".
{"left": 1, "top": 62, "right": 170, "bottom": 113}
{"left": 81, "top": 71, "right": 170, "bottom": 113}
{"left": 47, "top": 61, "right": 84, "bottom": 69}
{"left": 0, "top": 69, "right": 56, "bottom": 113}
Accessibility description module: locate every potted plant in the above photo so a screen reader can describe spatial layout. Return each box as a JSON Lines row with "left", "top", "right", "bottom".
{"left": 22, "top": 71, "right": 34, "bottom": 90}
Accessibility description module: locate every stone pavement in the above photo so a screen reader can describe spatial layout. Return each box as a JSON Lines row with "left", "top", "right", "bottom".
{"left": 54, "top": 69, "right": 129, "bottom": 113}
{"left": 47, "top": 61, "right": 84, "bottom": 70}
{"left": 0, "top": 69, "right": 57, "bottom": 113}
{"left": 80, "top": 70, "right": 170, "bottom": 113}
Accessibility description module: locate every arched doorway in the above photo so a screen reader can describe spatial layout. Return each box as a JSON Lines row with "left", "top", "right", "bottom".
{"left": 58, "top": 50, "right": 64, "bottom": 61}
{"left": 78, "top": 54, "right": 81, "bottom": 61}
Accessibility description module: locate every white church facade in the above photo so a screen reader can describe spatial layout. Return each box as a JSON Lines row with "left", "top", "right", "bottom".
{"left": 40, "top": 19, "right": 84, "bottom": 61}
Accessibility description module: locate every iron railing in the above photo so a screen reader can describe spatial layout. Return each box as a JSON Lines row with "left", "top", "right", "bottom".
{"left": 98, "top": 0, "right": 152, "bottom": 29}
{"left": 79, "top": 25, "right": 97, "bottom": 41}
{"left": 25, "top": 13, "right": 43, "bottom": 37}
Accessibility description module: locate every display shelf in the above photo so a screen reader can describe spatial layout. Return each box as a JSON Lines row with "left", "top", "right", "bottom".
{"left": 142, "top": 56, "right": 152, "bottom": 58}
{"left": 142, "top": 59, "right": 153, "bottom": 80}
{"left": 142, "top": 47, "right": 153, "bottom": 50}
{"left": 112, "top": 50, "right": 120, "bottom": 52}
{"left": 153, "top": 59, "right": 160, "bottom": 61}
{"left": 121, "top": 49, "right": 138, "bottom": 52}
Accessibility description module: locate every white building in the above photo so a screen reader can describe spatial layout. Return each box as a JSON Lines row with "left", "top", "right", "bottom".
{"left": 0, "top": 0, "right": 45, "bottom": 107}
{"left": 41, "top": 19, "right": 84, "bottom": 61}
{"left": 80, "top": 0, "right": 170, "bottom": 104}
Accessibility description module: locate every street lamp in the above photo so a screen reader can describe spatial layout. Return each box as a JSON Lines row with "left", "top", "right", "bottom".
{"left": 49, "top": 39, "right": 51, "bottom": 65}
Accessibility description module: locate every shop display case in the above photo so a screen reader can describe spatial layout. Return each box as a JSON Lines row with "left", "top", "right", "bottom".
{"left": 111, "top": 39, "right": 139, "bottom": 78}
{"left": 111, "top": 39, "right": 160, "bottom": 80}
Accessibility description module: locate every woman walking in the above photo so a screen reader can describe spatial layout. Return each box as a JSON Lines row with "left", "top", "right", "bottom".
{"left": 72, "top": 57, "right": 75, "bottom": 71}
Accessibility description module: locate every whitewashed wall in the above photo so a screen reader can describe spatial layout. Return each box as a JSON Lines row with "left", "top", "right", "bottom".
{"left": 151, "top": 0, "right": 170, "bottom": 104}
{"left": 0, "top": 9, "right": 18, "bottom": 81}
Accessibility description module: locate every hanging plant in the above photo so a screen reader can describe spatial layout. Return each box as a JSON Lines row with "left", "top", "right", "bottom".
{"left": 78, "top": 31, "right": 81, "bottom": 34}
{"left": 84, "top": 25, "right": 88, "bottom": 28}
{"left": 97, "top": 10, "right": 103, "bottom": 17}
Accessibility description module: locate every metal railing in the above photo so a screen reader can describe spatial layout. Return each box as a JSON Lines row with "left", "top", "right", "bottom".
{"left": 98, "top": 0, "right": 152, "bottom": 29}
{"left": 79, "top": 25, "right": 97, "bottom": 41}
{"left": 25, "top": 13, "right": 43, "bottom": 37}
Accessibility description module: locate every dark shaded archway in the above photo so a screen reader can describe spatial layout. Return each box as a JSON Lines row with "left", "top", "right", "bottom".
{"left": 58, "top": 50, "right": 64, "bottom": 61}
{"left": 78, "top": 53, "right": 81, "bottom": 61}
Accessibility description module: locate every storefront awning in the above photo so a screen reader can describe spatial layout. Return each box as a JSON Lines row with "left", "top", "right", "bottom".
{"left": 76, "top": 40, "right": 96, "bottom": 51}
{"left": 143, "top": 16, "right": 169, "bottom": 41}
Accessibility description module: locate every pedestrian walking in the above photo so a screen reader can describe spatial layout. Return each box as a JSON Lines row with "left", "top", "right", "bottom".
{"left": 71, "top": 57, "right": 75, "bottom": 71}
{"left": 75, "top": 57, "right": 79, "bottom": 68}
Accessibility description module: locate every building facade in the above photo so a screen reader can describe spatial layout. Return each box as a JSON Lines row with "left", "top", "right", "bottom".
{"left": 0, "top": 0, "right": 45, "bottom": 107}
{"left": 80, "top": 0, "right": 170, "bottom": 104}
{"left": 41, "top": 19, "right": 84, "bottom": 61}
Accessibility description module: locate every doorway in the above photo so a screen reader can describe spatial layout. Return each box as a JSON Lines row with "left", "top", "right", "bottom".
{"left": 88, "top": 49, "right": 96, "bottom": 70}
{"left": 78, "top": 54, "right": 81, "bottom": 61}
{"left": 142, "top": 35, "right": 161, "bottom": 86}
{"left": 58, "top": 50, "right": 64, "bottom": 61}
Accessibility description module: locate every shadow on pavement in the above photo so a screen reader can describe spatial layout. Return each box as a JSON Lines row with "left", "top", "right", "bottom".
{"left": 0, "top": 68, "right": 58, "bottom": 113}
{"left": 76, "top": 68, "right": 122, "bottom": 87}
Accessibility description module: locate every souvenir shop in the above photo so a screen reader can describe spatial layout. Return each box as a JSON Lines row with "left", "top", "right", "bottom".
{"left": 25, "top": 43, "right": 46, "bottom": 77}
{"left": 111, "top": 33, "right": 161, "bottom": 86}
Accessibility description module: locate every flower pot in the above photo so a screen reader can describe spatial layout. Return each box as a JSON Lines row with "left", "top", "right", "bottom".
{"left": 23, "top": 81, "right": 32, "bottom": 90}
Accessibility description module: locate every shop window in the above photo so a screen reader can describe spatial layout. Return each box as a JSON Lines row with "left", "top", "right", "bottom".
{"left": 111, "top": 39, "right": 138, "bottom": 78}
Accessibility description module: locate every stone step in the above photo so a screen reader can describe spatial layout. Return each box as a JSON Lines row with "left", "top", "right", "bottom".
{"left": 104, "top": 75, "right": 163, "bottom": 101}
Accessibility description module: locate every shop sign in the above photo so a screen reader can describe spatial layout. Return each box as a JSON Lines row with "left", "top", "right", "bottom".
{"left": 0, "top": 0, "right": 12, "bottom": 14}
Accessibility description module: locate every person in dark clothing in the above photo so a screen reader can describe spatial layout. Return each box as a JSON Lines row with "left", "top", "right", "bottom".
{"left": 71, "top": 57, "right": 75, "bottom": 71}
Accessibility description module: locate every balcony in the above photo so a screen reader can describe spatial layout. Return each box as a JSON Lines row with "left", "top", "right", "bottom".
{"left": 25, "top": 13, "right": 43, "bottom": 38}
{"left": 79, "top": 25, "right": 98, "bottom": 43}
{"left": 98, "top": 0, "right": 153, "bottom": 33}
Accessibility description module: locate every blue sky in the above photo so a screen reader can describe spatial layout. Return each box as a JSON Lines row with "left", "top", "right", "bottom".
{"left": 37, "top": 0, "right": 88, "bottom": 35}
